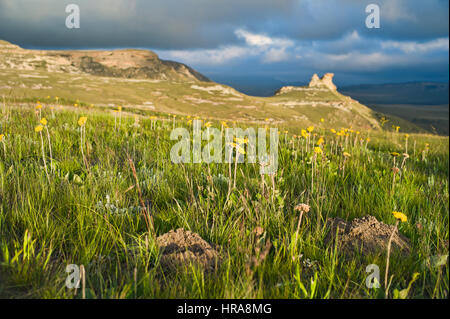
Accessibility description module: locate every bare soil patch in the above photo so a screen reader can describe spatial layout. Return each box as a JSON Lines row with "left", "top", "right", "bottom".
{"left": 157, "top": 228, "right": 220, "bottom": 271}
{"left": 325, "top": 215, "right": 410, "bottom": 255}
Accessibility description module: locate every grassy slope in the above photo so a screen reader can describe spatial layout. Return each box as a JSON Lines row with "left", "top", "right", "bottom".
{"left": 0, "top": 67, "right": 428, "bottom": 135}
{"left": 341, "top": 83, "right": 449, "bottom": 136}
{"left": 368, "top": 104, "right": 449, "bottom": 136}
{"left": 0, "top": 102, "right": 448, "bottom": 298}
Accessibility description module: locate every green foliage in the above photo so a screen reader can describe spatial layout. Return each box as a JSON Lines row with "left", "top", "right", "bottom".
{"left": 0, "top": 102, "right": 448, "bottom": 299}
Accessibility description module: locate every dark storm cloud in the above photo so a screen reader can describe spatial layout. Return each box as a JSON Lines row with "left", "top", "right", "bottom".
{"left": 267, "top": 0, "right": 448, "bottom": 42}
{"left": 0, "top": 0, "right": 295, "bottom": 49}
{"left": 0, "top": 0, "right": 448, "bottom": 49}
{"left": 0, "top": 0, "right": 448, "bottom": 85}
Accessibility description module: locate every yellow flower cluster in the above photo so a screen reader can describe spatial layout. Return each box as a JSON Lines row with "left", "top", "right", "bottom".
{"left": 78, "top": 116, "right": 88, "bottom": 127}
{"left": 301, "top": 129, "right": 309, "bottom": 138}
{"left": 316, "top": 137, "right": 324, "bottom": 146}
{"left": 314, "top": 147, "right": 323, "bottom": 154}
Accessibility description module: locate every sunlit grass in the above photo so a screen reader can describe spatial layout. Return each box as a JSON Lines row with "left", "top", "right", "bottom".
{"left": 0, "top": 101, "right": 448, "bottom": 299}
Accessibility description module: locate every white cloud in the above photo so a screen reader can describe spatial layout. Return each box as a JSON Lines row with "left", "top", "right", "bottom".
{"left": 160, "top": 46, "right": 255, "bottom": 65}
{"left": 263, "top": 47, "right": 290, "bottom": 63}
{"left": 235, "top": 29, "right": 274, "bottom": 46}
{"left": 322, "top": 52, "right": 399, "bottom": 70}
{"left": 381, "top": 38, "right": 449, "bottom": 54}
{"left": 157, "top": 28, "right": 448, "bottom": 77}
{"left": 236, "top": 29, "right": 294, "bottom": 63}
{"left": 158, "top": 28, "right": 294, "bottom": 65}
{"left": 235, "top": 28, "right": 294, "bottom": 48}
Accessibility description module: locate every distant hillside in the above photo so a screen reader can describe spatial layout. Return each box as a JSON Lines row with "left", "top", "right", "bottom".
{"left": 340, "top": 82, "right": 449, "bottom": 105}
{"left": 0, "top": 39, "right": 430, "bottom": 133}
{"left": 0, "top": 40, "right": 210, "bottom": 82}
{"left": 340, "top": 82, "right": 449, "bottom": 135}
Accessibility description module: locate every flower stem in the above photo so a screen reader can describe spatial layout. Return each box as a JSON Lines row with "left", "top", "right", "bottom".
{"left": 385, "top": 219, "right": 399, "bottom": 296}
{"left": 40, "top": 132, "right": 50, "bottom": 183}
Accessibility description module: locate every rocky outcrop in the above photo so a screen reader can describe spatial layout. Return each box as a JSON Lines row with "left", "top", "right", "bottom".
{"left": 309, "top": 73, "right": 337, "bottom": 91}
{"left": 275, "top": 73, "right": 338, "bottom": 95}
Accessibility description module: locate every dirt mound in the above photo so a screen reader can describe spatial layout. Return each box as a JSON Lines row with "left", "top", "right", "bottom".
{"left": 325, "top": 215, "right": 410, "bottom": 255}
{"left": 157, "top": 228, "right": 220, "bottom": 271}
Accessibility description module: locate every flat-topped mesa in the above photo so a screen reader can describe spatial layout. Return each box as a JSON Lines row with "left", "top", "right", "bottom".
{"left": 309, "top": 73, "right": 337, "bottom": 91}
{"left": 0, "top": 39, "right": 211, "bottom": 82}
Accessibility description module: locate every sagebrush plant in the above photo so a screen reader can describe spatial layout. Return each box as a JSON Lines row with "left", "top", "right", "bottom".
{"left": 0, "top": 101, "right": 448, "bottom": 299}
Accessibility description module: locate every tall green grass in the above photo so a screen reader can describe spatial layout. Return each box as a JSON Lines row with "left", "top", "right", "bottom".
{"left": 0, "top": 102, "right": 448, "bottom": 298}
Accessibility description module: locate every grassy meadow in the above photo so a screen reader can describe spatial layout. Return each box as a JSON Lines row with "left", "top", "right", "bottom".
{"left": 0, "top": 100, "right": 448, "bottom": 299}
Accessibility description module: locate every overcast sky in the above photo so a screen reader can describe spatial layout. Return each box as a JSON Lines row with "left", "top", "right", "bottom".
{"left": 0, "top": 0, "right": 448, "bottom": 86}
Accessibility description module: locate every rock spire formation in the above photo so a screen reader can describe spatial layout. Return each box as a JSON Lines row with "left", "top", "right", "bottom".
{"left": 309, "top": 73, "right": 337, "bottom": 91}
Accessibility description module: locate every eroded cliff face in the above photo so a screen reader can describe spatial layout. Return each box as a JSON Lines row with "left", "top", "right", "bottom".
{"left": 0, "top": 40, "right": 210, "bottom": 82}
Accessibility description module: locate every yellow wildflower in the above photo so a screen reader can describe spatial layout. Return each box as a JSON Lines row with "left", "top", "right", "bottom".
{"left": 392, "top": 211, "right": 407, "bottom": 222}
{"left": 301, "top": 129, "right": 309, "bottom": 138}
{"left": 78, "top": 116, "right": 88, "bottom": 127}
{"left": 316, "top": 137, "right": 324, "bottom": 146}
